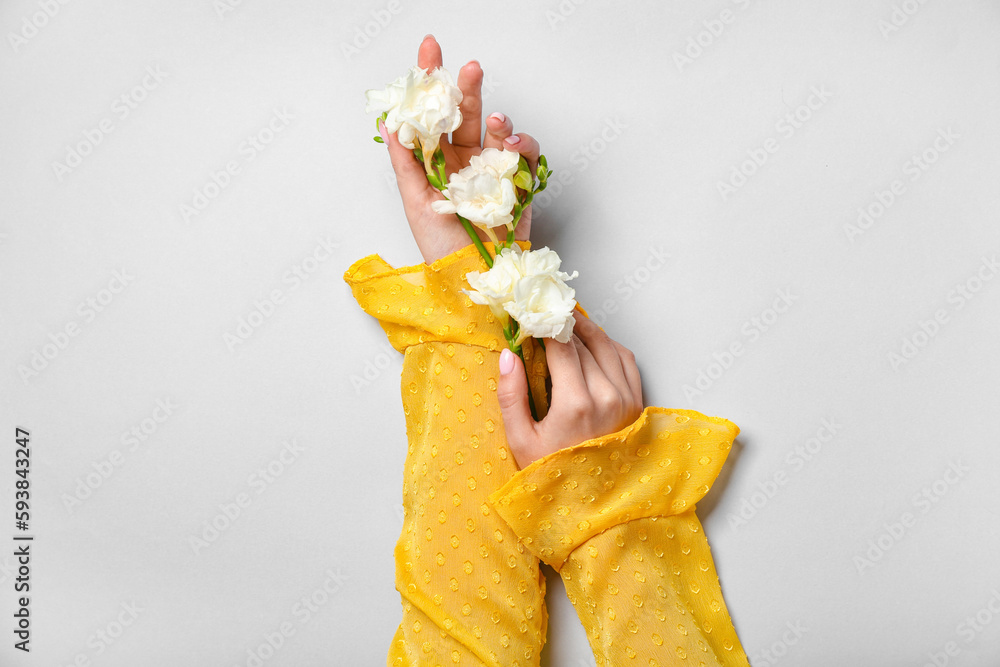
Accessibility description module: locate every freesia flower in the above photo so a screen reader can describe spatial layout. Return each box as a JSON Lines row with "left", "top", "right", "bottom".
{"left": 463, "top": 245, "right": 578, "bottom": 345}
{"left": 516, "top": 245, "right": 576, "bottom": 282}
{"left": 431, "top": 148, "right": 521, "bottom": 239}
{"left": 365, "top": 65, "right": 463, "bottom": 172}
{"left": 463, "top": 247, "right": 522, "bottom": 320}
{"left": 505, "top": 273, "right": 578, "bottom": 345}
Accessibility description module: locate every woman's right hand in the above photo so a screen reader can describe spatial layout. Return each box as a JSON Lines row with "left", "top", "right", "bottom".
{"left": 496, "top": 312, "right": 645, "bottom": 470}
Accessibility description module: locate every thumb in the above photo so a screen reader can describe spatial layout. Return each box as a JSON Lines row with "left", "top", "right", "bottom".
{"left": 496, "top": 348, "right": 536, "bottom": 454}
{"left": 382, "top": 120, "right": 431, "bottom": 205}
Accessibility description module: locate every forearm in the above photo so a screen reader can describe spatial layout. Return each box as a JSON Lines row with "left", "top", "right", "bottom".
{"left": 345, "top": 243, "right": 550, "bottom": 666}
{"left": 560, "top": 514, "right": 746, "bottom": 666}
{"left": 488, "top": 407, "right": 750, "bottom": 666}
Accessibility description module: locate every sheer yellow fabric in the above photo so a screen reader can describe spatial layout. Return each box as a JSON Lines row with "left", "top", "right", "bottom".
{"left": 489, "top": 409, "right": 748, "bottom": 666}
{"left": 344, "top": 242, "right": 748, "bottom": 667}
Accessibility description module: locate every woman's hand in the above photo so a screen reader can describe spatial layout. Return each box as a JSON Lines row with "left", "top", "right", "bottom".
{"left": 496, "top": 312, "right": 644, "bottom": 470}
{"left": 380, "top": 35, "right": 540, "bottom": 264}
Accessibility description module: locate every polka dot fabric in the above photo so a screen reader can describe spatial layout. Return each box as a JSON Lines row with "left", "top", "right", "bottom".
{"left": 489, "top": 409, "right": 749, "bottom": 666}
{"left": 344, "top": 243, "right": 748, "bottom": 666}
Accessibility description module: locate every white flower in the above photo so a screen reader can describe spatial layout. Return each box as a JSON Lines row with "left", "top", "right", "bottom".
{"left": 463, "top": 245, "right": 578, "bottom": 345}
{"left": 431, "top": 148, "right": 521, "bottom": 231}
{"left": 505, "top": 273, "right": 578, "bottom": 345}
{"left": 365, "top": 66, "right": 463, "bottom": 172}
{"left": 463, "top": 247, "right": 522, "bottom": 320}
{"left": 517, "top": 245, "right": 576, "bottom": 282}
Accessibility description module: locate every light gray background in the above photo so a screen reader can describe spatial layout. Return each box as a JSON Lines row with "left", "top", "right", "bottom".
{"left": 2, "top": 1, "right": 999, "bottom": 666}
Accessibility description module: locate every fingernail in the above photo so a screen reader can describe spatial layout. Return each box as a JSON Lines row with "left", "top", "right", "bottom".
{"left": 489, "top": 112, "right": 505, "bottom": 124}
{"left": 499, "top": 348, "right": 515, "bottom": 376}
{"left": 423, "top": 33, "right": 434, "bottom": 41}
{"left": 505, "top": 135, "right": 521, "bottom": 146}
{"left": 378, "top": 119, "right": 388, "bottom": 144}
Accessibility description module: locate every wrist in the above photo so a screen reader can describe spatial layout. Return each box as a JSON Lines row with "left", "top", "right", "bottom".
{"left": 510, "top": 443, "right": 544, "bottom": 471}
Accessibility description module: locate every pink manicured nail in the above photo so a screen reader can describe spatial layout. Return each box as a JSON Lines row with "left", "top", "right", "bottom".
{"left": 378, "top": 120, "right": 388, "bottom": 144}
{"left": 505, "top": 135, "right": 521, "bottom": 146}
{"left": 489, "top": 112, "right": 506, "bottom": 124}
{"left": 499, "top": 348, "right": 515, "bottom": 376}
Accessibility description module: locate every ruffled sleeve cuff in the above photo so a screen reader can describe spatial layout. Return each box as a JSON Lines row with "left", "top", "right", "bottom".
{"left": 487, "top": 407, "right": 739, "bottom": 570}
{"left": 343, "top": 241, "right": 530, "bottom": 352}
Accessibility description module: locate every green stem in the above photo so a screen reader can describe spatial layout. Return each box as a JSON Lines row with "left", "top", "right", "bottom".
{"left": 435, "top": 157, "right": 447, "bottom": 191}
{"left": 516, "top": 344, "right": 539, "bottom": 422}
{"left": 504, "top": 322, "right": 538, "bottom": 422}
{"left": 419, "top": 148, "right": 494, "bottom": 268}
{"left": 456, "top": 214, "right": 494, "bottom": 268}
{"left": 531, "top": 336, "right": 546, "bottom": 417}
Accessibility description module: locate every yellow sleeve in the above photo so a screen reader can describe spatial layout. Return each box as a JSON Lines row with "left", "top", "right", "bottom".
{"left": 344, "top": 241, "right": 551, "bottom": 667}
{"left": 488, "top": 407, "right": 749, "bottom": 667}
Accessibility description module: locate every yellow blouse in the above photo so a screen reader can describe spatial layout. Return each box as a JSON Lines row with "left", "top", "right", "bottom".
{"left": 344, "top": 241, "right": 748, "bottom": 667}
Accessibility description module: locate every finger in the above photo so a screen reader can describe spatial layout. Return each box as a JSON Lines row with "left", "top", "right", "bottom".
{"left": 542, "top": 335, "right": 589, "bottom": 408}
{"left": 496, "top": 348, "right": 537, "bottom": 461}
{"left": 503, "top": 132, "right": 540, "bottom": 177}
{"left": 383, "top": 120, "right": 432, "bottom": 212}
{"left": 452, "top": 61, "right": 483, "bottom": 148}
{"left": 483, "top": 112, "right": 513, "bottom": 150}
{"left": 417, "top": 34, "right": 442, "bottom": 71}
{"left": 612, "top": 340, "right": 643, "bottom": 409}
{"left": 506, "top": 131, "right": 539, "bottom": 243}
{"left": 572, "top": 311, "right": 630, "bottom": 398}
{"left": 513, "top": 206, "right": 531, "bottom": 242}
{"left": 572, "top": 334, "right": 620, "bottom": 404}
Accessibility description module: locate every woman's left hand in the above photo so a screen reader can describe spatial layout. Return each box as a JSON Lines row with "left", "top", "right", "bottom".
{"left": 380, "top": 35, "right": 540, "bottom": 264}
